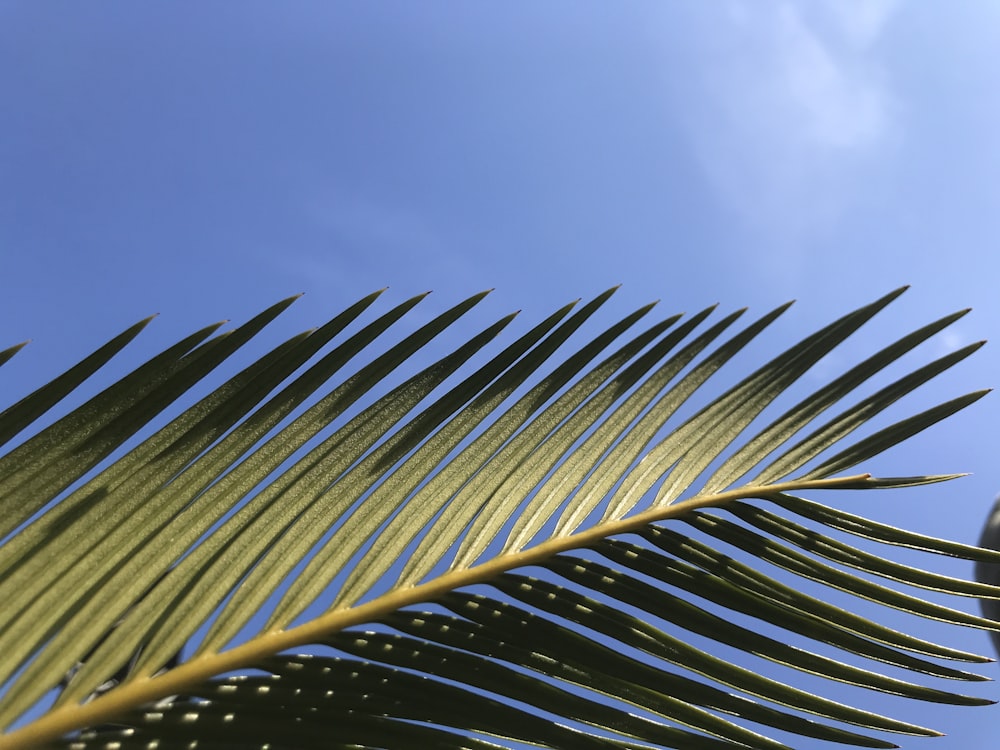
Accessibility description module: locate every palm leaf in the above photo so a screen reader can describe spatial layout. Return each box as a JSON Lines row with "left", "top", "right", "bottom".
{"left": 0, "top": 288, "right": 996, "bottom": 750}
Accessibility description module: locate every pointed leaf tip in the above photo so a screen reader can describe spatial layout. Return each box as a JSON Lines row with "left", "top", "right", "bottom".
{"left": 881, "top": 285, "right": 910, "bottom": 303}
{"left": 456, "top": 290, "right": 493, "bottom": 308}
{"left": 0, "top": 340, "right": 30, "bottom": 367}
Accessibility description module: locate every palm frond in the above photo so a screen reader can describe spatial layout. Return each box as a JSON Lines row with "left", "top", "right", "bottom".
{"left": 0, "top": 288, "right": 996, "bottom": 750}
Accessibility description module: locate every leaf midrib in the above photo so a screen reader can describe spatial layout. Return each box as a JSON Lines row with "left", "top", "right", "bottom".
{"left": 0, "top": 474, "right": 876, "bottom": 750}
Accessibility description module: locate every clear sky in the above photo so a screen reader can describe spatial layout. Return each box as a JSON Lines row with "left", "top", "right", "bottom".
{"left": 2, "top": 2, "right": 999, "bottom": 747}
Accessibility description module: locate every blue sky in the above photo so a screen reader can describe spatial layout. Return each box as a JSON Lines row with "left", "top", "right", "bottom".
{"left": 2, "top": 2, "right": 999, "bottom": 747}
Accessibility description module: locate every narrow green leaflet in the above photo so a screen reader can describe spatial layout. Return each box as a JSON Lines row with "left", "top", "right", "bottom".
{"left": 769, "top": 493, "right": 1000, "bottom": 561}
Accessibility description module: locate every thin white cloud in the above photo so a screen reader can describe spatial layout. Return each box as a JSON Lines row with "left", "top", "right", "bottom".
{"left": 776, "top": 4, "right": 887, "bottom": 149}
{"left": 274, "top": 188, "right": 488, "bottom": 300}
{"left": 934, "top": 329, "right": 969, "bottom": 357}
{"left": 672, "top": 1, "right": 901, "bottom": 254}
{"left": 822, "top": 0, "right": 901, "bottom": 47}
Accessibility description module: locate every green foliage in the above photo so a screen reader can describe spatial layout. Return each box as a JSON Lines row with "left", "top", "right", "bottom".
{"left": 0, "top": 288, "right": 996, "bottom": 749}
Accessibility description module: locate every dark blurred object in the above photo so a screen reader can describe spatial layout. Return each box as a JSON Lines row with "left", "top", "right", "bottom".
{"left": 975, "top": 494, "right": 1000, "bottom": 660}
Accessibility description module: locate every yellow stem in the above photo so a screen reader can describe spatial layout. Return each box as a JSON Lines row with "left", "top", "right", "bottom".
{"left": 0, "top": 474, "right": 872, "bottom": 750}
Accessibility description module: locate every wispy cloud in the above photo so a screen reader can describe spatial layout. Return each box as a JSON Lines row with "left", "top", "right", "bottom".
{"left": 672, "top": 1, "right": 900, "bottom": 251}
{"left": 271, "top": 188, "right": 490, "bottom": 301}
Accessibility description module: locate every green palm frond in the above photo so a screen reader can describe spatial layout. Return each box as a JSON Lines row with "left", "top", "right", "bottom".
{"left": 0, "top": 288, "right": 996, "bottom": 749}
